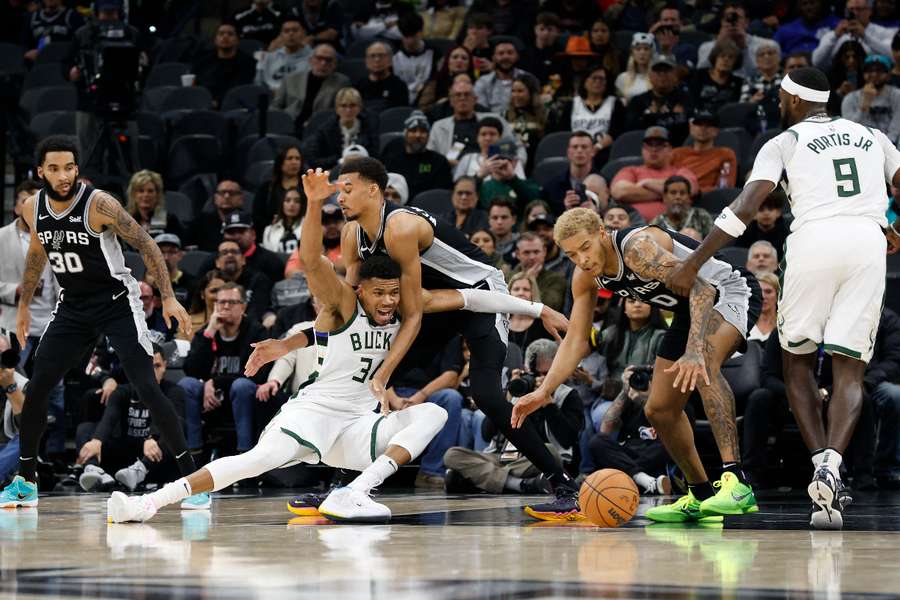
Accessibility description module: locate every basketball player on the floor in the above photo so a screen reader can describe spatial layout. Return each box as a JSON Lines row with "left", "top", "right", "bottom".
{"left": 107, "top": 169, "right": 566, "bottom": 524}
{"left": 667, "top": 67, "right": 900, "bottom": 529}
{"left": 297, "top": 159, "right": 585, "bottom": 520}
{"left": 511, "top": 207, "right": 763, "bottom": 523}
{"left": 0, "top": 136, "right": 205, "bottom": 509}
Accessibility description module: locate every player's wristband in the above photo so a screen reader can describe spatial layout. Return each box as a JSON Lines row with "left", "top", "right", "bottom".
{"left": 714, "top": 207, "right": 747, "bottom": 238}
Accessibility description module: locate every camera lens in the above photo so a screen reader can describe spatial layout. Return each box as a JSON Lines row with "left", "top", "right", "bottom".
{"left": 0, "top": 349, "right": 19, "bottom": 369}
{"left": 507, "top": 374, "right": 535, "bottom": 397}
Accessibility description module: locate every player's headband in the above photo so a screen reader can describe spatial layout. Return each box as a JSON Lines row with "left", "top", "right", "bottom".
{"left": 780, "top": 74, "right": 830, "bottom": 103}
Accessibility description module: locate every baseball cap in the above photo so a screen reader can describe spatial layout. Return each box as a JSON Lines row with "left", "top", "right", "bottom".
{"left": 221, "top": 211, "right": 253, "bottom": 232}
{"left": 643, "top": 125, "right": 670, "bottom": 142}
{"left": 690, "top": 110, "right": 719, "bottom": 126}
{"left": 494, "top": 137, "right": 518, "bottom": 160}
{"left": 404, "top": 110, "right": 430, "bottom": 132}
{"left": 386, "top": 172, "right": 409, "bottom": 205}
{"left": 632, "top": 32, "right": 654, "bottom": 47}
{"left": 864, "top": 54, "right": 892, "bottom": 71}
{"left": 154, "top": 233, "right": 182, "bottom": 248}
{"left": 650, "top": 55, "right": 677, "bottom": 70}
{"left": 340, "top": 144, "right": 369, "bottom": 164}
{"left": 527, "top": 213, "right": 556, "bottom": 229}
{"left": 322, "top": 203, "right": 344, "bottom": 221}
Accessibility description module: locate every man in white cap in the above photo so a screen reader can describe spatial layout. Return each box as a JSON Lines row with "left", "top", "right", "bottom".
{"left": 382, "top": 111, "right": 453, "bottom": 198}
{"left": 669, "top": 66, "right": 900, "bottom": 530}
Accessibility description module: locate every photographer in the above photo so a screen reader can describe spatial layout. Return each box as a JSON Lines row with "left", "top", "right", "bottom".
{"left": 587, "top": 366, "right": 679, "bottom": 496}
{"left": 812, "top": 0, "right": 896, "bottom": 69}
{"left": 0, "top": 335, "right": 27, "bottom": 483}
{"left": 68, "top": 0, "right": 145, "bottom": 90}
{"left": 443, "top": 339, "right": 583, "bottom": 494}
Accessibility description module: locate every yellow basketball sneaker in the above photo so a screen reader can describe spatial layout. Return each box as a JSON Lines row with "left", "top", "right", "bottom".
{"left": 644, "top": 491, "right": 723, "bottom": 523}
{"left": 699, "top": 472, "right": 759, "bottom": 517}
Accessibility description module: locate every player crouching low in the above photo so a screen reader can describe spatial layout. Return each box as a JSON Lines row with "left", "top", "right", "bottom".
{"left": 108, "top": 169, "right": 568, "bottom": 524}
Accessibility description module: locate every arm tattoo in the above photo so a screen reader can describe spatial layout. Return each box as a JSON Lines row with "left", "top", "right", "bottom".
{"left": 19, "top": 243, "right": 47, "bottom": 307}
{"left": 622, "top": 234, "right": 681, "bottom": 286}
{"left": 600, "top": 388, "right": 628, "bottom": 435}
{"left": 95, "top": 194, "right": 175, "bottom": 301}
{"left": 685, "top": 277, "right": 717, "bottom": 357}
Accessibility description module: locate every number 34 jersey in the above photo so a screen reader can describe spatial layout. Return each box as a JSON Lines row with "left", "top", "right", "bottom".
{"left": 291, "top": 302, "right": 402, "bottom": 414}
{"left": 34, "top": 182, "right": 133, "bottom": 298}
{"left": 747, "top": 115, "right": 900, "bottom": 232}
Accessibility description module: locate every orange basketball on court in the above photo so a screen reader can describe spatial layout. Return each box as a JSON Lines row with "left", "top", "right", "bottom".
{"left": 579, "top": 469, "right": 640, "bottom": 527}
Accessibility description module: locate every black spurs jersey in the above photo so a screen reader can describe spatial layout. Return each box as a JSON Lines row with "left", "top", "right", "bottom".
{"left": 356, "top": 202, "right": 500, "bottom": 290}
{"left": 34, "top": 182, "right": 134, "bottom": 298}
{"left": 596, "top": 226, "right": 751, "bottom": 315}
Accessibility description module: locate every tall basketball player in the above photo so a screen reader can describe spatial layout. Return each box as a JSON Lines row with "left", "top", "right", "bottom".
{"left": 668, "top": 67, "right": 900, "bottom": 528}
{"left": 0, "top": 136, "right": 202, "bottom": 509}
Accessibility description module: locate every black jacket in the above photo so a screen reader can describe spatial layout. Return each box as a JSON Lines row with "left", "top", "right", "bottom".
{"left": 191, "top": 50, "right": 256, "bottom": 108}
{"left": 302, "top": 112, "right": 379, "bottom": 169}
{"left": 381, "top": 138, "right": 454, "bottom": 199}
{"left": 184, "top": 318, "right": 270, "bottom": 390}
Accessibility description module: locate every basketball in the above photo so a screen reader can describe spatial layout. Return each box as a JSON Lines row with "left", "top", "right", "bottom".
{"left": 579, "top": 469, "right": 640, "bottom": 527}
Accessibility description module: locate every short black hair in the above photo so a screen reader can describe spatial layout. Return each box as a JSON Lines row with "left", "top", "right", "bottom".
{"left": 477, "top": 116, "right": 504, "bottom": 134}
{"left": 358, "top": 255, "right": 401, "bottom": 281}
{"left": 569, "top": 130, "right": 594, "bottom": 144}
{"left": 664, "top": 175, "right": 691, "bottom": 193}
{"left": 489, "top": 196, "right": 516, "bottom": 213}
{"left": 761, "top": 189, "right": 786, "bottom": 211}
{"left": 535, "top": 11, "right": 560, "bottom": 28}
{"left": 151, "top": 343, "right": 166, "bottom": 360}
{"left": 340, "top": 157, "right": 389, "bottom": 192}
{"left": 398, "top": 12, "right": 424, "bottom": 37}
{"left": 467, "top": 12, "right": 493, "bottom": 30}
{"left": 788, "top": 66, "right": 830, "bottom": 95}
{"left": 35, "top": 135, "right": 80, "bottom": 167}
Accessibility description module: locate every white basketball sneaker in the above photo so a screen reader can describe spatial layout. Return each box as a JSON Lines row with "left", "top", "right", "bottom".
{"left": 318, "top": 487, "right": 391, "bottom": 523}
{"left": 809, "top": 467, "right": 844, "bottom": 530}
{"left": 114, "top": 460, "right": 148, "bottom": 492}
{"left": 107, "top": 491, "right": 158, "bottom": 523}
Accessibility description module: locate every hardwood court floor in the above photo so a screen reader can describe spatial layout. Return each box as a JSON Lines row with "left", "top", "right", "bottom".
{"left": 2, "top": 489, "right": 900, "bottom": 598}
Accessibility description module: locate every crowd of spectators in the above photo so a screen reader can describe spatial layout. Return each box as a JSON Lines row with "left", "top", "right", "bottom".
{"left": 3, "top": 0, "right": 900, "bottom": 495}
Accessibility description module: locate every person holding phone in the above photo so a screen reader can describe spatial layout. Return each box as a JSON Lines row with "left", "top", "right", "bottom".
{"left": 454, "top": 117, "right": 526, "bottom": 181}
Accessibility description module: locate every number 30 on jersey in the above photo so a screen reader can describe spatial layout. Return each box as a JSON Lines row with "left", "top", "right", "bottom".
{"left": 47, "top": 251, "right": 84, "bottom": 273}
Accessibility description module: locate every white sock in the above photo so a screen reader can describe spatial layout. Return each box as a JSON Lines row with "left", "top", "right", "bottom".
{"left": 633, "top": 472, "right": 655, "bottom": 492}
{"left": 811, "top": 450, "right": 826, "bottom": 469}
{"left": 147, "top": 477, "right": 192, "bottom": 510}
{"left": 821, "top": 449, "right": 843, "bottom": 478}
{"left": 348, "top": 456, "right": 398, "bottom": 494}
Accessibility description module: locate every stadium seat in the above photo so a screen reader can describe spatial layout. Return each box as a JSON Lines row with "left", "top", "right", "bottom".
{"left": 29, "top": 110, "right": 77, "bottom": 138}
{"left": 695, "top": 187, "right": 740, "bottom": 215}
{"left": 533, "top": 157, "right": 569, "bottom": 189}
{"left": 346, "top": 38, "right": 375, "bottom": 58}
{"left": 34, "top": 41, "right": 72, "bottom": 65}
{"left": 245, "top": 160, "right": 275, "bottom": 191}
{"left": 178, "top": 173, "right": 218, "bottom": 212}
{"left": 744, "top": 128, "right": 782, "bottom": 174}
{"left": 378, "top": 106, "right": 415, "bottom": 134}
{"left": 302, "top": 109, "right": 334, "bottom": 139}
{"left": 23, "top": 63, "right": 67, "bottom": 91}
{"left": 137, "top": 135, "right": 161, "bottom": 171}
{"left": 613, "top": 30, "right": 635, "bottom": 53}
{"left": 599, "top": 156, "right": 643, "bottom": 182}
{"left": 410, "top": 189, "right": 452, "bottom": 214}
{"left": 247, "top": 134, "right": 302, "bottom": 166}
{"left": 235, "top": 109, "right": 295, "bottom": 138}
{"left": 221, "top": 84, "right": 271, "bottom": 112}
{"left": 717, "top": 246, "right": 748, "bottom": 269}
{"left": 337, "top": 59, "right": 368, "bottom": 84}
{"left": 609, "top": 130, "right": 646, "bottom": 161}
{"left": 158, "top": 86, "right": 213, "bottom": 112}
{"left": 123, "top": 251, "right": 146, "bottom": 280}
{"left": 533, "top": 131, "right": 572, "bottom": 166}
{"left": 140, "top": 86, "right": 180, "bottom": 112}
{"left": 379, "top": 131, "right": 403, "bottom": 153}
{"left": 136, "top": 111, "right": 167, "bottom": 143}
{"left": 425, "top": 38, "right": 455, "bottom": 59}
{"left": 717, "top": 102, "right": 758, "bottom": 129}
{"left": 166, "top": 134, "right": 222, "bottom": 186}
{"left": 20, "top": 84, "right": 77, "bottom": 117}
{"left": 179, "top": 250, "right": 214, "bottom": 278}
{"left": 164, "top": 190, "right": 195, "bottom": 227}
{"left": 0, "top": 43, "right": 25, "bottom": 76}
{"left": 145, "top": 62, "right": 190, "bottom": 88}
{"left": 168, "top": 110, "right": 232, "bottom": 151}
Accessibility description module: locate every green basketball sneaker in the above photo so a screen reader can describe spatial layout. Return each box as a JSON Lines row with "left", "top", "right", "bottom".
{"left": 645, "top": 491, "right": 723, "bottom": 523}
{"left": 699, "top": 472, "right": 759, "bottom": 516}
{"left": 0, "top": 476, "right": 38, "bottom": 508}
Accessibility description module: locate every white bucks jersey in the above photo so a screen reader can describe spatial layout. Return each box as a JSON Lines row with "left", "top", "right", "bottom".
{"left": 747, "top": 115, "right": 900, "bottom": 232}
{"left": 292, "top": 302, "right": 401, "bottom": 412}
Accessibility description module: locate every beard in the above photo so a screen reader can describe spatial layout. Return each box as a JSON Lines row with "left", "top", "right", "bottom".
{"left": 779, "top": 108, "right": 793, "bottom": 130}
{"left": 406, "top": 140, "right": 426, "bottom": 154}
{"left": 43, "top": 178, "right": 78, "bottom": 202}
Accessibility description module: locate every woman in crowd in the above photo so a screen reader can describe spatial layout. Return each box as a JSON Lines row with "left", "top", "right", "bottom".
{"left": 504, "top": 73, "right": 547, "bottom": 173}
{"left": 588, "top": 17, "right": 621, "bottom": 78}
{"left": 597, "top": 297, "right": 667, "bottom": 393}
{"left": 186, "top": 270, "right": 226, "bottom": 340}
{"left": 826, "top": 40, "right": 866, "bottom": 115}
{"left": 614, "top": 33, "right": 653, "bottom": 103}
{"left": 689, "top": 38, "right": 744, "bottom": 115}
{"left": 749, "top": 272, "right": 778, "bottom": 343}
{"left": 254, "top": 145, "right": 303, "bottom": 238}
{"left": 506, "top": 272, "right": 552, "bottom": 350}
{"left": 125, "top": 170, "right": 183, "bottom": 242}
{"left": 302, "top": 87, "right": 378, "bottom": 170}
{"left": 549, "top": 64, "right": 625, "bottom": 165}
{"left": 469, "top": 228, "right": 509, "bottom": 274}
{"left": 520, "top": 199, "right": 554, "bottom": 230}
{"left": 261, "top": 188, "right": 304, "bottom": 254}
{"left": 419, "top": 45, "right": 475, "bottom": 111}
{"left": 454, "top": 117, "right": 526, "bottom": 181}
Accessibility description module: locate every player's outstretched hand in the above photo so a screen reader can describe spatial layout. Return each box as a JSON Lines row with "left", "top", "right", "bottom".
{"left": 664, "top": 352, "right": 710, "bottom": 393}
{"left": 370, "top": 377, "right": 390, "bottom": 415}
{"left": 511, "top": 388, "right": 551, "bottom": 428}
{"left": 666, "top": 260, "right": 699, "bottom": 298}
{"left": 301, "top": 168, "right": 337, "bottom": 203}
{"left": 162, "top": 297, "right": 192, "bottom": 337}
{"left": 540, "top": 306, "right": 569, "bottom": 342}
{"left": 245, "top": 339, "right": 288, "bottom": 377}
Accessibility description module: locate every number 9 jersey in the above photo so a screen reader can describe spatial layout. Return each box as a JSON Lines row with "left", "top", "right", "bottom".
{"left": 34, "top": 182, "right": 132, "bottom": 298}
{"left": 746, "top": 114, "right": 900, "bottom": 232}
